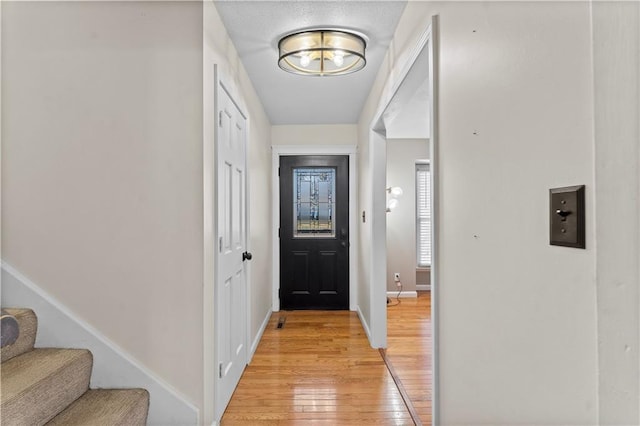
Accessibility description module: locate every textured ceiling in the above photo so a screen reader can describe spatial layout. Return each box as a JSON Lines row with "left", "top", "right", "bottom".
{"left": 214, "top": 1, "right": 407, "bottom": 125}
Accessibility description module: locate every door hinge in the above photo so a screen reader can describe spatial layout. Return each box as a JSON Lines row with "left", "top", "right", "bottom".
{"left": 219, "top": 363, "right": 223, "bottom": 378}
{"left": 278, "top": 228, "right": 280, "bottom": 238}
{"left": 219, "top": 111, "right": 223, "bottom": 127}
{"left": 278, "top": 167, "right": 280, "bottom": 177}
{"left": 219, "top": 237, "right": 222, "bottom": 252}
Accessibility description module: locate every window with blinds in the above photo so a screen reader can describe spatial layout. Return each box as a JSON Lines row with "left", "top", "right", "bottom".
{"left": 416, "top": 163, "right": 431, "bottom": 267}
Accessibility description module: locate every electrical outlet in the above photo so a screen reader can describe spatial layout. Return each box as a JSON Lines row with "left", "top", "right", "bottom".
{"left": 394, "top": 273, "right": 400, "bottom": 282}
{"left": 396, "top": 281, "right": 402, "bottom": 288}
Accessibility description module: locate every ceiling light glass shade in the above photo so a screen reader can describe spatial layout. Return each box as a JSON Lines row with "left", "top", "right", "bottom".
{"left": 278, "top": 30, "right": 366, "bottom": 76}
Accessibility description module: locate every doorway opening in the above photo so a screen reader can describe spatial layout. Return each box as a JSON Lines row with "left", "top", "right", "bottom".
{"left": 369, "top": 19, "right": 439, "bottom": 424}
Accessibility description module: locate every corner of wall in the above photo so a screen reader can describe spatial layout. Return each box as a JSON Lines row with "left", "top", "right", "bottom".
{"left": 592, "top": 1, "right": 640, "bottom": 422}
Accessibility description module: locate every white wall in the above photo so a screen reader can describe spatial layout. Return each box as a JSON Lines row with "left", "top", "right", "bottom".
{"left": 356, "top": 127, "right": 374, "bottom": 337}
{"left": 2, "top": 0, "right": 205, "bottom": 412}
{"left": 2, "top": 2, "right": 273, "bottom": 424}
{"left": 0, "top": 0, "right": 3, "bottom": 260}
{"left": 386, "top": 138, "right": 428, "bottom": 292}
{"left": 359, "top": 2, "right": 599, "bottom": 423}
{"left": 272, "top": 124, "right": 357, "bottom": 146}
{"left": 592, "top": 1, "right": 640, "bottom": 424}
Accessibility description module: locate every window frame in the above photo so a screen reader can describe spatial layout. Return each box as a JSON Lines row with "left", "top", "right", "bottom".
{"left": 415, "top": 160, "right": 431, "bottom": 268}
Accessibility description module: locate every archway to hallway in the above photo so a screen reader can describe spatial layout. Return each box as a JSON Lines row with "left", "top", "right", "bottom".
{"left": 367, "top": 19, "right": 438, "bottom": 425}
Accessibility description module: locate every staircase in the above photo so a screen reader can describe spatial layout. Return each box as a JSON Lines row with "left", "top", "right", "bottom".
{"left": 1, "top": 308, "right": 149, "bottom": 426}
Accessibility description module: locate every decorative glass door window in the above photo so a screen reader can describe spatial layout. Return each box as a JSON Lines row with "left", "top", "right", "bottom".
{"left": 293, "top": 168, "right": 336, "bottom": 237}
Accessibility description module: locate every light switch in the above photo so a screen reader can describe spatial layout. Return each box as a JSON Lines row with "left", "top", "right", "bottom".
{"left": 550, "top": 185, "right": 585, "bottom": 248}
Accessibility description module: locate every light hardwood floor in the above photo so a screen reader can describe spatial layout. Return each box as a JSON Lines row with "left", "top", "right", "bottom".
{"left": 221, "top": 296, "right": 431, "bottom": 425}
{"left": 386, "top": 291, "right": 432, "bottom": 424}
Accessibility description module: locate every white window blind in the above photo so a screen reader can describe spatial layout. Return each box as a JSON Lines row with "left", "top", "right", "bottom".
{"left": 416, "top": 163, "right": 431, "bottom": 267}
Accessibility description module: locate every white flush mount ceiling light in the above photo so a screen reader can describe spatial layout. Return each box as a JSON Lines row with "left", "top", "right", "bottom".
{"left": 278, "top": 29, "right": 367, "bottom": 76}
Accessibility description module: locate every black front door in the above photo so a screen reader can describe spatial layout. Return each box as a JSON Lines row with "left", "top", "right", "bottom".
{"left": 279, "top": 155, "right": 349, "bottom": 310}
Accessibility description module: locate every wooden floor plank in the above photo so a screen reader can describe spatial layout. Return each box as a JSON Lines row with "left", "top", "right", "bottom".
{"left": 221, "top": 310, "right": 412, "bottom": 425}
{"left": 386, "top": 291, "right": 432, "bottom": 424}
{"left": 222, "top": 295, "right": 432, "bottom": 425}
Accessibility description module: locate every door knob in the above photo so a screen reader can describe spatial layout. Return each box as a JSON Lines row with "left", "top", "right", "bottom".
{"left": 242, "top": 251, "right": 252, "bottom": 261}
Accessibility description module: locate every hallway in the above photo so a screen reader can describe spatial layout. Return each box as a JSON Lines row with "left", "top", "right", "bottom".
{"left": 3, "top": 2, "right": 638, "bottom": 424}
{"left": 221, "top": 294, "right": 431, "bottom": 425}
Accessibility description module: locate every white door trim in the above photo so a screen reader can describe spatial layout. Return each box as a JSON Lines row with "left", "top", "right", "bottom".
{"left": 271, "top": 145, "right": 358, "bottom": 312}
{"left": 367, "top": 17, "right": 440, "bottom": 424}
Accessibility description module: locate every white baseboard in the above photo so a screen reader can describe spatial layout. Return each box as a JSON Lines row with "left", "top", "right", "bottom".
{"left": 356, "top": 305, "right": 373, "bottom": 344}
{"left": 1, "top": 262, "right": 199, "bottom": 426}
{"left": 249, "top": 308, "right": 271, "bottom": 363}
{"left": 386, "top": 290, "right": 418, "bottom": 298}
{"left": 416, "top": 284, "right": 431, "bottom": 291}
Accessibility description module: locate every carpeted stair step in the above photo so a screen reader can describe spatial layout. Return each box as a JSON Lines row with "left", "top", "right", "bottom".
{"left": 46, "top": 389, "right": 150, "bottom": 426}
{"left": 1, "top": 308, "right": 37, "bottom": 363}
{"left": 1, "top": 348, "right": 92, "bottom": 426}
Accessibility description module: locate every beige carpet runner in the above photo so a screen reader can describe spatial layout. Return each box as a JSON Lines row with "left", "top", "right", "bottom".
{"left": 1, "top": 308, "right": 149, "bottom": 426}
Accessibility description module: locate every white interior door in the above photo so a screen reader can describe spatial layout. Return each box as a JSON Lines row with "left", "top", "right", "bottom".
{"left": 216, "top": 82, "right": 248, "bottom": 420}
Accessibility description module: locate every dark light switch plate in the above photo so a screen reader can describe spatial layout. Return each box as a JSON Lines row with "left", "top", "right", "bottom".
{"left": 550, "top": 185, "right": 585, "bottom": 248}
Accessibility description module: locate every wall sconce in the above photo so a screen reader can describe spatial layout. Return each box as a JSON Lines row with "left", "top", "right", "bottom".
{"left": 386, "top": 186, "right": 403, "bottom": 213}
{"left": 387, "top": 186, "right": 403, "bottom": 197}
